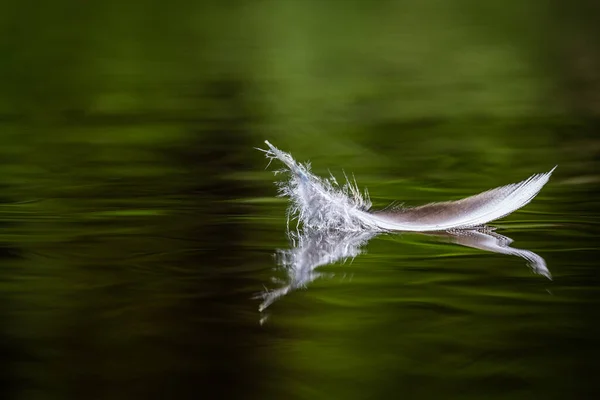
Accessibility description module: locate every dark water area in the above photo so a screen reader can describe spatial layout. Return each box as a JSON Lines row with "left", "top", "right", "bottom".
{"left": 1, "top": 1, "right": 600, "bottom": 399}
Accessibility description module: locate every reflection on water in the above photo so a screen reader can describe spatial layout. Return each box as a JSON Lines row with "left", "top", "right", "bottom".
{"left": 430, "top": 228, "right": 551, "bottom": 279}
{"left": 258, "top": 229, "right": 377, "bottom": 312}
{"left": 259, "top": 225, "right": 551, "bottom": 314}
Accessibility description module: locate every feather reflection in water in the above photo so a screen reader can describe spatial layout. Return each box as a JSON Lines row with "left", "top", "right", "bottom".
{"left": 258, "top": 229, "right": 377, "bottom": 312}
{"left": 258, "top": 227, "right": 550, "bottom": 312}
{"left": 428, "top": 227, "right": 551, "bottom": 279}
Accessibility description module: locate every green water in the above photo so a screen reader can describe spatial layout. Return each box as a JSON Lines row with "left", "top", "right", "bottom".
{"left": 1, "top": 1, "right": 600, "bottom": 399}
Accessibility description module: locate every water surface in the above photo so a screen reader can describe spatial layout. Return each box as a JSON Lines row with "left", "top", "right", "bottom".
{"left": 1, "top": 1, "right": 600, "bottom": 399}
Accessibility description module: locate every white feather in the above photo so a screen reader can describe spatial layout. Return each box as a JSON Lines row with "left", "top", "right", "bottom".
{"left": 260, "top": 141, "right": 555, "bottom": 232}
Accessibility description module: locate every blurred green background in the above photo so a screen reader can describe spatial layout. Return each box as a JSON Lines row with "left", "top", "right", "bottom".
{"left": 0, "top": 1, "right": 599, "bottom": 399}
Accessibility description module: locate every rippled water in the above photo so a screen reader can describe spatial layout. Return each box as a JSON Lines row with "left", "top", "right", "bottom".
{"left": 3, "top": 135, "right": 598, "bottom": 399}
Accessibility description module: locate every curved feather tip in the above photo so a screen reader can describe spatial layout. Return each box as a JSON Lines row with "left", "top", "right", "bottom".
{"left": 260, "top": 141, "right": 555, "bottom": 232}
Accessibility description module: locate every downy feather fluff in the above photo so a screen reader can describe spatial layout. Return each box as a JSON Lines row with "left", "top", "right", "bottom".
{"left": 260, "top": 140, "right": 555, "bottom": 232}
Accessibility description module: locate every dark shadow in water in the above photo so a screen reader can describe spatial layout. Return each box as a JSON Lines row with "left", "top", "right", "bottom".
{"left": 258, "top": 227, "right": 551, "bottom": 315}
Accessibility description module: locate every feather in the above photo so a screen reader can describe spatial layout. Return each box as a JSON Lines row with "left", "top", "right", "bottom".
{"left": 260, "top": 141, "right": 555, "bottom": 232}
